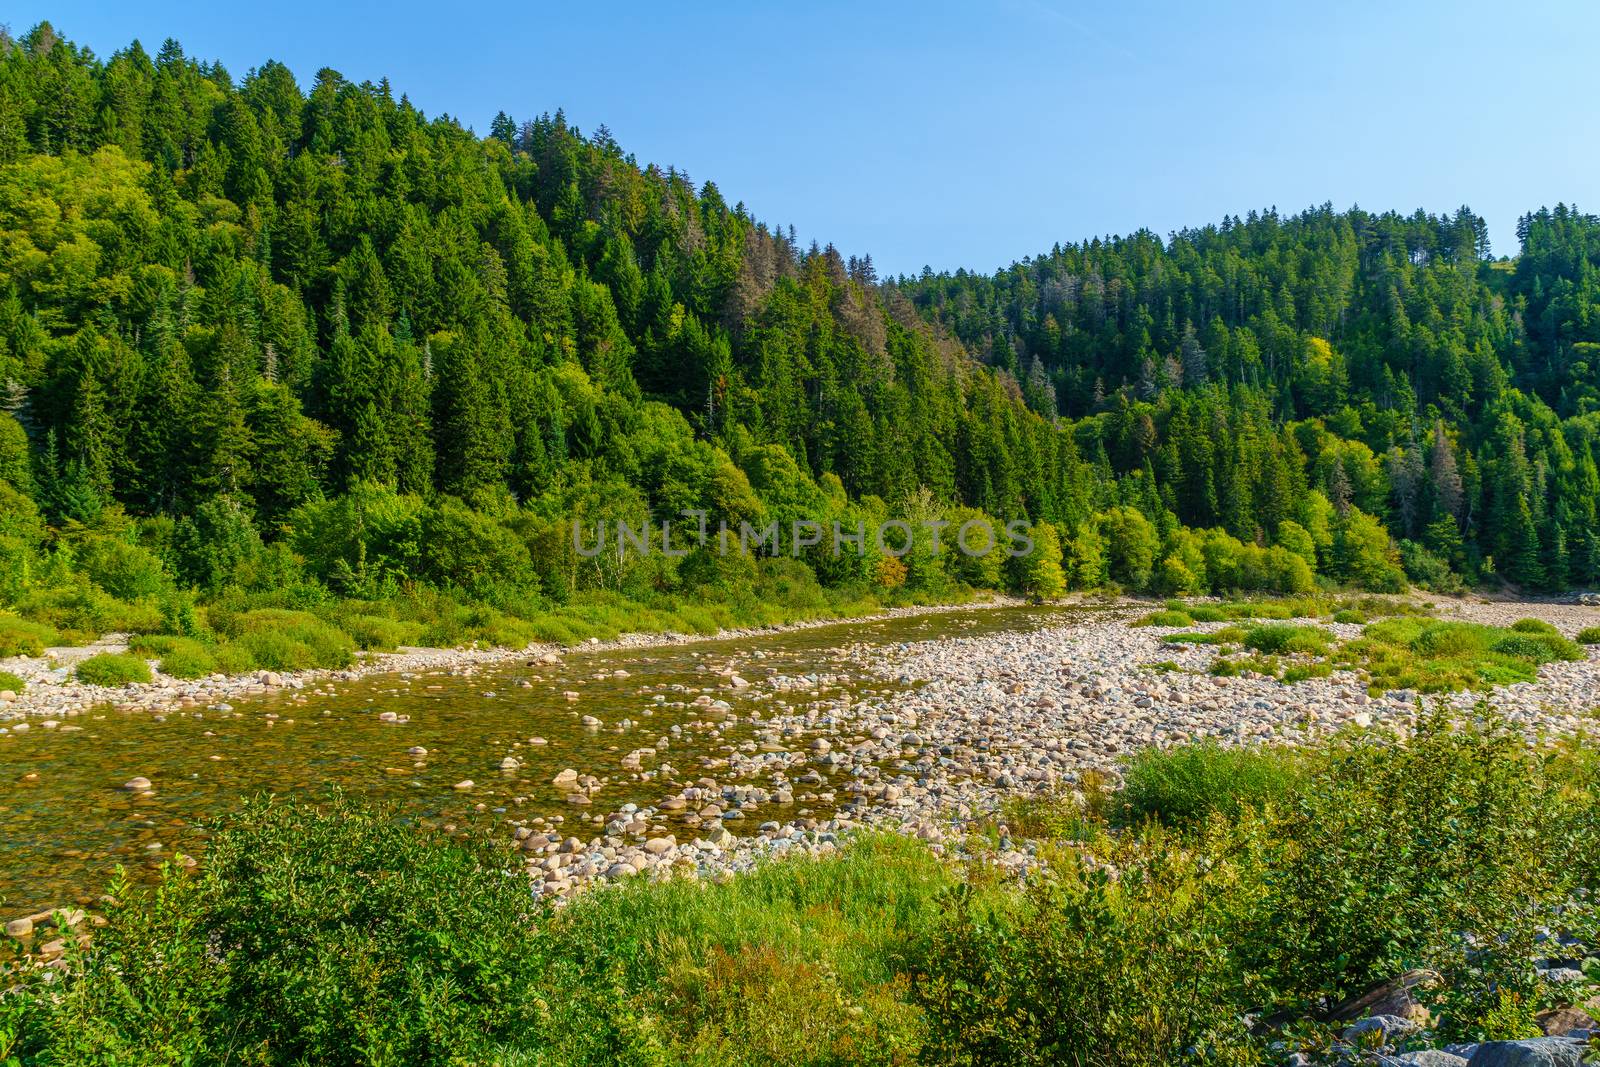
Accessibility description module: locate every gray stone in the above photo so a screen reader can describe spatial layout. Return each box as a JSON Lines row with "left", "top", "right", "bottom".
{"left": 1385, "top": 1052, "right": 1468, "bottom": 1067}
{"left": 1346, "top": 1013, "right": 1422, "bottom": 1043}
{"left": 1465, "top": 1037, "right": 1586, "bottom": 1067}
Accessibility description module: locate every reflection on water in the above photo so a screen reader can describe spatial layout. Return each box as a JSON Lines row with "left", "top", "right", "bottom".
{"left": 0, "top": 605, "right": 1072, "bottom": 915}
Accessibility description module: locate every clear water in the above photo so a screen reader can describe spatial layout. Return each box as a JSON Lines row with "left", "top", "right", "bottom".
{"left": 0, "top": 605, "right": 1071, "bottom": 916}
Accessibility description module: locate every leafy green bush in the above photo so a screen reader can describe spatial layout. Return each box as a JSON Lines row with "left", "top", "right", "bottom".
{"left": 0, "top": 615, "right": 58, "bottom": 656}
{"left": 77, "top": 535, "right": 173, "bottom": 601}
{"left": 331, "top": 612, "right": 422, "bottom": 651}
{"left": 1510, "top": 617, "right": 1560, "bottom": 636}
{"left": 1243, "top": 710, "right": 1592, "bottom": 1036}
{"left": 1241, "top": 623, "right": 1331, "bottom": 655}
{"left": 1331, "top": 608, "right": 1365, "bottom": 624}
{"left": 916, "top": 829, "right": 1258, "bottom": 1064}
{"left": 1120, "top": 742, "right": 1307, "bottom": 827}
{"left": 13, "top": 583, "right": 162, "bottom": 641}
{"left": 160, "top": 641, "right": 218, "bottom": 679}
{"left": 75, "top": 652, "right": 152, "bottom": 686}
{"left": 1577, "top": 626, "right": 1600, "bottom": 645}
{"left": 1133, "top": 608, "right": 1193, "bottom": 627}
{"left": 214, "top": 609, "right": 355, "bottom": 669}
{"left": 0, "top": 668, "right": 25, "bottom": 693}
{"left": 1343, "top": 618, "right": 1583, "bottom": 692}
{"left": 20, "top": 792, "right": 546, "bottom": 1065}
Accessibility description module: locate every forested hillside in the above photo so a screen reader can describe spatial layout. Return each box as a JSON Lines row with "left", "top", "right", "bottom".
{"left": 2, "top": 20, "right": 1600, "bottom": 664}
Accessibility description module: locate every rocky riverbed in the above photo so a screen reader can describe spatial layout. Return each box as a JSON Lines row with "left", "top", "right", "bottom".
{"left": 5, "top": 595, "right": 1600, "bottom": 941}
{"left": 503, "top": 596, "right": 1600, "bottom": 903}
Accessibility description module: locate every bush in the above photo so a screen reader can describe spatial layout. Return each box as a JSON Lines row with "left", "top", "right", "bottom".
{"left": 213, "top": 608, "right": 355, "bottom": 670}
{"left": 157, "top": 639, "right": 218, "bottom": 679}
{"left": 1244, "top": 710, "right": 1591, "bottom": 1035}
{"left": 13, "top": 583, "right": 162, "bottom": 640}
{"left": 1120, "top": 742, "right": 1307, "bottom": 827}
{"left": 1577, "top": 626, "right": 1600, "bottom": 645}
{"left": 1133, "top": 608, "right": 1193, "bottom": 627}
{"left": 19, "top": 792, "right": 546, "bottom": 1065}
{"left": 336, "top": 612, "right": 422, "bottom": 651}
{"left": 1241, "top": 623, "right": 1331, "bottom": 656}
{"left": 78, "top": 535, "right": 172, "bottom": 601}
{"left": 0, "top": 668, "right": 25, "bottom": 693}
{"left": 0, "top": 615, "right": 59, "bottom": 656}
{"left": 75, "top": 652, "right": 153, "bottom": 686}
{"left": 917, "top": 828, "right": 1259, "bottom": 1064}
{"left": 1510, "top": 617, "right": 1560, "bottom": 636}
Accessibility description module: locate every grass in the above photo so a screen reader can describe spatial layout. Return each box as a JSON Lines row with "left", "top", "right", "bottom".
{"left": 1577, "top": 626, "right": 1600, "bottom": 645}
{"left": 74, "top": 652, "right": 153, "bottom": 686}
{"left": 0, "top": 669, "right": 25, "bottom": 693}
{"left": 1118, "top": 741, "right": 1309, "bottom": 826}
{"left": 0, "top": 616, "right": 59, "bottom": 657}
{"left": 131, "top": 635, "right": 220, "bottom": 679}
{"left": 1337, "top": 618, "right": 1584, "bottom": 693}
{"left": 1133, "top": 608, "right": 1194, "bottom": 627}
{"left": 1240, "top": 623, "right": 1332, "bottom": 655}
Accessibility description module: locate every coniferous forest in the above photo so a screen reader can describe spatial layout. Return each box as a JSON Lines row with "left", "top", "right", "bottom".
{"left": 4, "top": 21, "right": 1600, "bottom": 659}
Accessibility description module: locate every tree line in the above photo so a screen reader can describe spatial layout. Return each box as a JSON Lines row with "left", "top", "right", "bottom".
{"left": 1, "top": 21, "right": 1598, "bottom": 628}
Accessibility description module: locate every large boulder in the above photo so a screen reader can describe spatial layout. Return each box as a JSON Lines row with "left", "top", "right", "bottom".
{"left": 1465, "top": 1037, "right": 1586, "bottom": 1067}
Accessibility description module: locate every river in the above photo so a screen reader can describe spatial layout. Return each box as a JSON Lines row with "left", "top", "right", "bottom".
{"left": 0, "top": 604, "right": 1071, "bottom": 916}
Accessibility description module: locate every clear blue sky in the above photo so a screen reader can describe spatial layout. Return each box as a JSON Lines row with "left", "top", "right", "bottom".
{"left": 10, "top": 1, "right": 1599, "bottom": 276}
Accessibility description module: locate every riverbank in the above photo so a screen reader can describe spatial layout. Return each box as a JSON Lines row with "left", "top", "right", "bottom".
{"left": 8, "top": 684, "right": 1595, "bottom": 1066}
{"left": 0, "top": 593, "right": 1028, "bottom": 729}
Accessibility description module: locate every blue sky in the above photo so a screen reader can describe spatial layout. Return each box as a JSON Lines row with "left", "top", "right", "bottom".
{"left": 10, "top": 1, "right": 1599, "bottom": 276}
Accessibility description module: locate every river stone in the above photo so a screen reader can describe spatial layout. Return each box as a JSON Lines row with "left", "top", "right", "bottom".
{"left": 553, "top": 768, "right": 579, "bottom": 787}
{"left": 1346, "top": 1014, "right": 1421, "bottom": 1043}
{"left": 4, "top": 917, "right": 32, "bottom": 939}
{"left": 122, "top": 777, "right": 152, "bottom": 791}
{"left": 1466, "top": 1037, "right": 1587, "bottom": 1067}
{"left": 452, "top": 780, "right": 474, "bottom": 791}
{"left": 1387, "top": 1051, "right": 1468, "bottom": 1067}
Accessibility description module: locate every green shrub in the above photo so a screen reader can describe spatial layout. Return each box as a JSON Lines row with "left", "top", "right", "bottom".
{"left": 75, "top": 652, "right": 153, "bottom": 686}
{"left": 215, "top": 609, "right": 355, "bottom": 669}
{"left": 1134, "top": 608, "right": 1193, "bottom": 627}
{"left": 19, "top": 792, "right": 546, "bottom": 1065}
{"left": 159, "top": 641, "right": 218, "bottom": 679}
{"left": 1510, "top": 617, "right": 1560, "bottom": 636}
{"left": 14, "top": 583, "right": 162, "bottom": 640}
{"left": 0, "top": 616, "right": 59, "bottom": 656}
{"left": 1577, "top": 626, "right": 1600, "bottom": 645}
{"left": 333, "top": 612, "right": 421, "bottom": 651}
{"left": 0, "top": 668, "right": 25, "bottom": 693}
{"left": 1331, "top": 609, "right": 1365, "bottom": 624}
{"left": 1186, "top": 605, "right": 1230, "bottom": 623}
{"left": 917, "top": 829, "right": 1259, "bottom": 1064}
{"left": 1119, "top": 742, "right": 1307, "bottom": 827}
{"left": 1244, "top": 710, "right": 1590, "bottom": 1036}
{"left": 1241, "top": 623, "right": 1331, "bottom": 656}
{"left": 212, "top": 643, "right": 257, "bottom": 675}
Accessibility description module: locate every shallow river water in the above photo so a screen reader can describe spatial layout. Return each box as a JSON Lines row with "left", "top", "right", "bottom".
{"left": 1, "top": 604, "right": 1070, "bottom": 915}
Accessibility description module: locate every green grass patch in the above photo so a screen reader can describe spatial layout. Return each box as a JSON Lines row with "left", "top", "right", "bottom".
{"left": 1134, "top": 608, "right": 1194, "bottom": 627}
{"left": 1337, "top": 618, "right": 1584, "bottom": 693}
{"left": 1241, "top": 623, "right": 1332, "bottom": 655}
{"left": 75, "top": 652, "right": 153, "bottom": 686}
{"left": 1577, "top": 626, "right": 1600, "bottom": 645}
{"left": 130, "top": 635, "right": 220, "bottom": 679}
{"left": 1119, "top": 741, "right": 1309, "bottom": 827}
{"left": 0, "top": 616, "right": 59, "bottom": 657}
{"left": 0, "top": 668, "right": 25, "bottom": 693}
